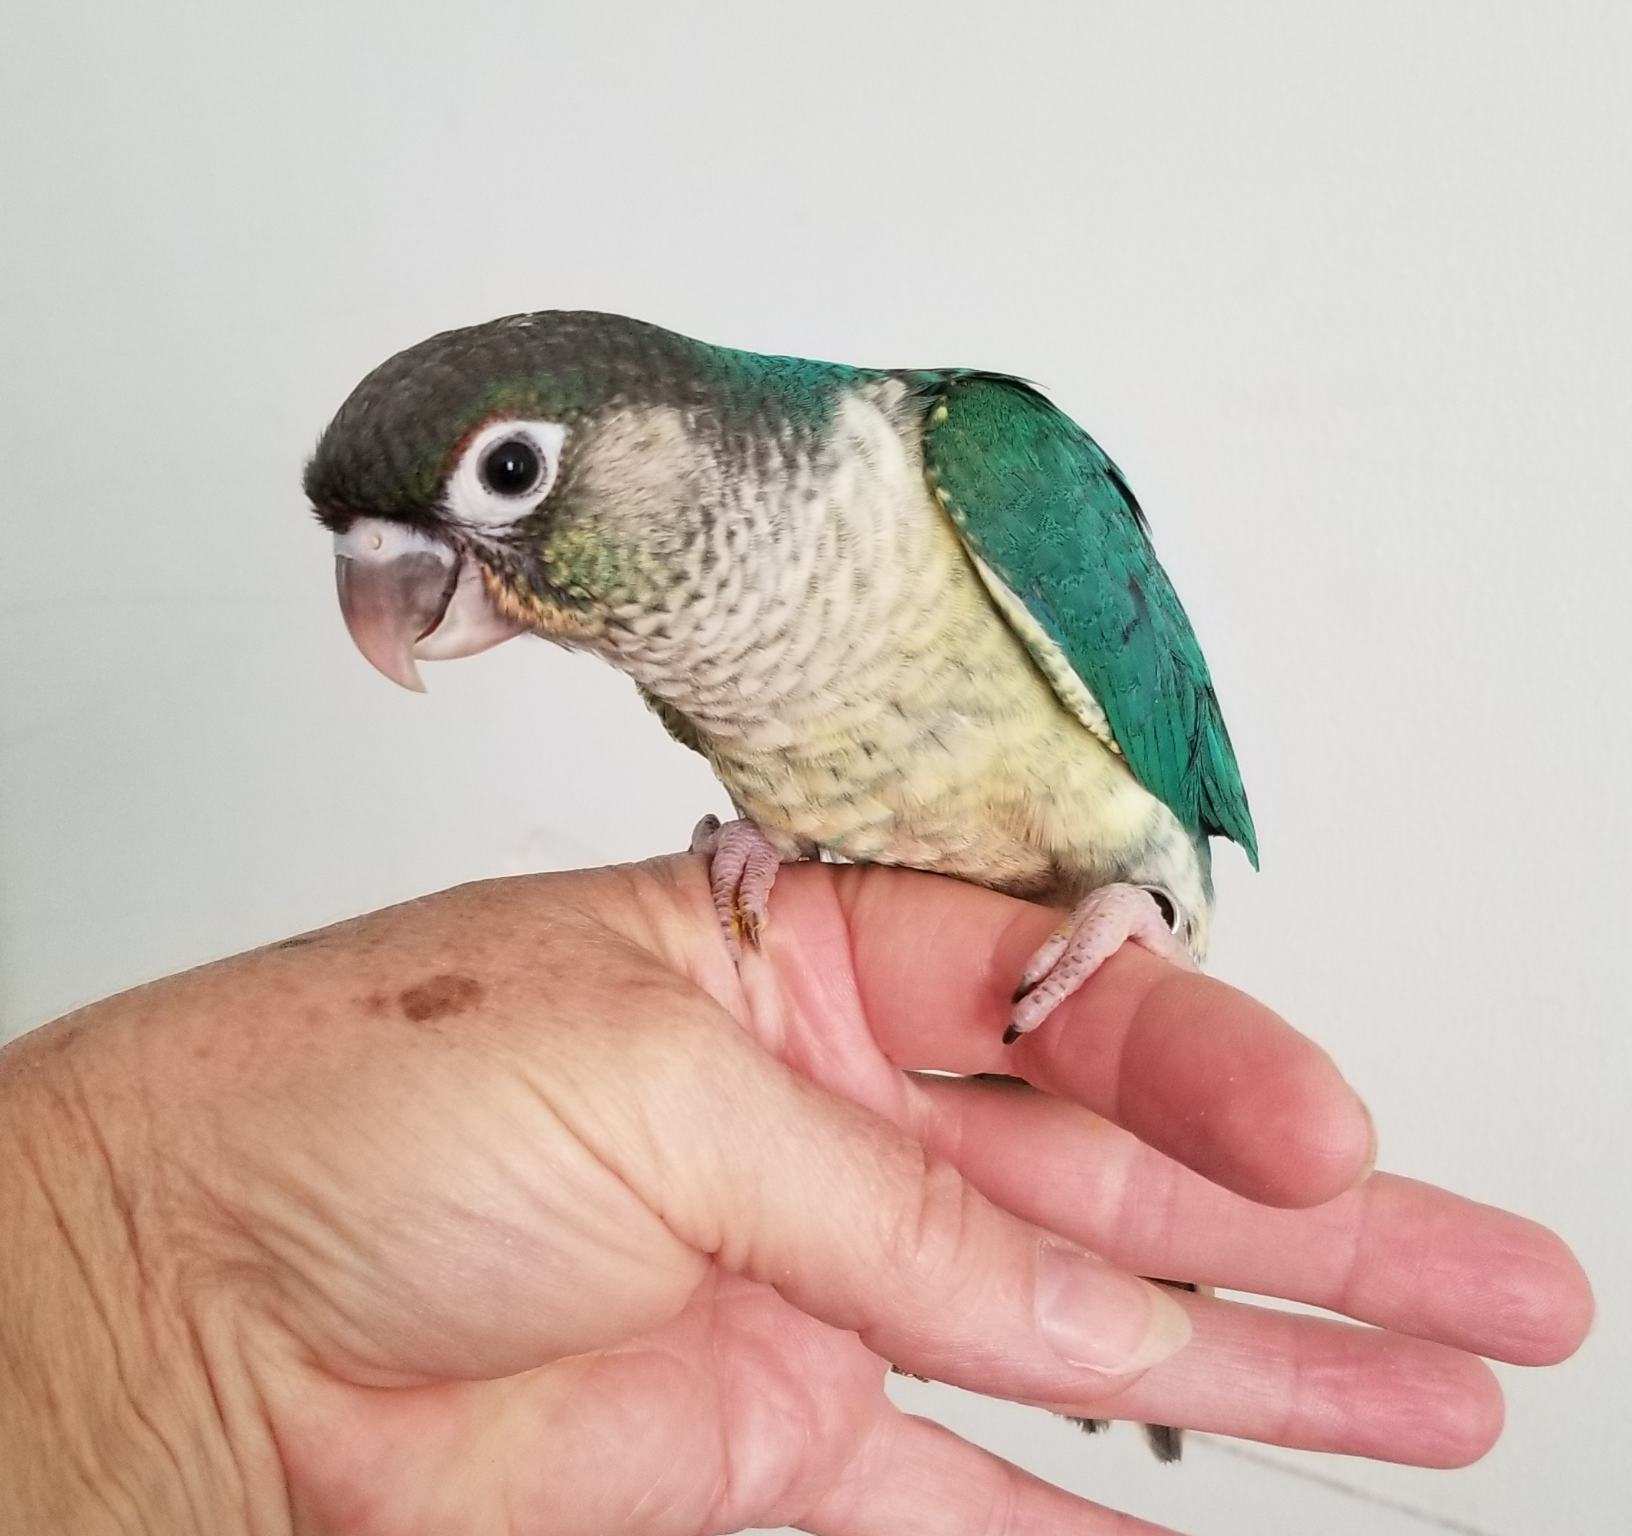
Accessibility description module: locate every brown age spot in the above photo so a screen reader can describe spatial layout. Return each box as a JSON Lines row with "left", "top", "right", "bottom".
{"left": 397, "top": 973, "right": 483, "bottom": 1025}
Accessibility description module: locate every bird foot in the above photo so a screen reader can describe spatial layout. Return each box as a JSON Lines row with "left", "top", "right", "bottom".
{"left": 689, "top": 815, "right": 785, "bottom": 957}
{"left": 1006, "top": 883, "right": 1193, "bottom": 1043}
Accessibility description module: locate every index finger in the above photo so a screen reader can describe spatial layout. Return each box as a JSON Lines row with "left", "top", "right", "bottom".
{"left": 829, "top": 864, "right": 1374, "bottom": 1208}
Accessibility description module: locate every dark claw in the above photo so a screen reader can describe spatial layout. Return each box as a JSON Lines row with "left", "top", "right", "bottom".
{"left": 1143, "top": 1423, "right": 1184, "bottom": 1462}
{"left": 1071, "top": 1414, "right": 1183, "bottom": 1462}
{"left": 1144, "top": 886, "right": 1178, "bottom": 930}
{"left": 1001, "top": 1022, "right": 1022, "bottom": 1045}
{"left": 1010, "top": 980, "right": 1035, "bottom": 1005}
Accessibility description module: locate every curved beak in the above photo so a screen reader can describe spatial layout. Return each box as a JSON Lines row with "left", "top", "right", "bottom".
{"left": 333, "top": 519, "right": 527, "bottom": 692}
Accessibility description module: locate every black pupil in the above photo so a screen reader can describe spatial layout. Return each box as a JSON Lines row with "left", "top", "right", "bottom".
{"left": 482, "top": 439, "right": 542, "bottom": 495}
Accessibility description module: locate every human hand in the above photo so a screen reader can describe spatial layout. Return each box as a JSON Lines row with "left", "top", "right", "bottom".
{"left": 0, "top": 857, "right": 1593, "bottom": 1535}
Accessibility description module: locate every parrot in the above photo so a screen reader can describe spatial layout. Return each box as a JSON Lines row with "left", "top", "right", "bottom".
{"left": 305, "top": 310, "right": 1258, "bottom": 1461}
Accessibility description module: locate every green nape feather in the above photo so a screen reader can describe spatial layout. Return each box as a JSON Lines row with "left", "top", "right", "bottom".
{"left": 920, "top": 373, "right": 1259, "bottom": 867}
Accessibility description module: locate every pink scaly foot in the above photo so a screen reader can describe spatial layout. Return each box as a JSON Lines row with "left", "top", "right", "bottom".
{"left": 689, "top": 815, "right": 786, "bottom": 958}
{"left": 1006, "top": 883, "right": 1195, "bottom": 1044}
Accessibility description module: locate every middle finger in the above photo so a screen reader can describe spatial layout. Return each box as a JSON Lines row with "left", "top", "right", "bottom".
{"left": 912, "top": 1074, "right": 1592, "bottom": 1368}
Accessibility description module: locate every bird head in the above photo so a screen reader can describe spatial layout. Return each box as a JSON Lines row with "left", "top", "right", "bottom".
{"left": 305, "top": 310, "right": 728, "bottom": 690}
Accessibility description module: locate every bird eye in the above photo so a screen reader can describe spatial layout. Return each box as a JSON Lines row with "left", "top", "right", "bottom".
{"left": 444, "top": 418, "right": 567, "bottom": 527}
{"left": 479, "top": 437, "right": 543, "bottom": 497}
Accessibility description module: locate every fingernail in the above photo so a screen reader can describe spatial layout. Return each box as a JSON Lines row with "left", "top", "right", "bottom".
{"left": 1035, "top": 1243, "right": 1193, "bottom": 1373}
{"left": 1353, "top": 1102, "right": 1379, "bottom": 1188}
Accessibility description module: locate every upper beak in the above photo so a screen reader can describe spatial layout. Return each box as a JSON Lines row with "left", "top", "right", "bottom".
{"left": 333, "top": 519, "right": 527, "bottom": 692}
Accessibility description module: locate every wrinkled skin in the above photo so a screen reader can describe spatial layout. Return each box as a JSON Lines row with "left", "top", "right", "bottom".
{"left": 1, "top": 858, "right": 1593, "bottom": 1536}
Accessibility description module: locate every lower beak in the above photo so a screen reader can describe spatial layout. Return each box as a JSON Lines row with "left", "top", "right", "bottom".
{"left": 333, "top": 519, "right": 527, "bottom": 692}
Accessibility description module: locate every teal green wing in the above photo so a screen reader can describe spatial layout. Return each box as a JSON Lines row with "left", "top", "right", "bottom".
{"left": 919, "top": 373, "right": 1258, "bottom": 865}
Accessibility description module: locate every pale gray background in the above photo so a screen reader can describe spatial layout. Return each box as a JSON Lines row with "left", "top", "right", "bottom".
{"left": 2, "top": 4, "right": 1626, "bottom": 1532}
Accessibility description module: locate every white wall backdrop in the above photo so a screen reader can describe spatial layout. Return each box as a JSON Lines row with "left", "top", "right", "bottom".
{"left": 2, "top": 5, "right": 1626, "bottom": 1532}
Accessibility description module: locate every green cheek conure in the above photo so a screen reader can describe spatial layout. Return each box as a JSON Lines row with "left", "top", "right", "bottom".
{"left": 306, "top": 311, "right": 1259, "bottom": 1460}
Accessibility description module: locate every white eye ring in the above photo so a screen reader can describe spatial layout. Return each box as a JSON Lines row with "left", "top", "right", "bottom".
{"left": 443, "top": 418, "right": 567, "bottom": 527}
